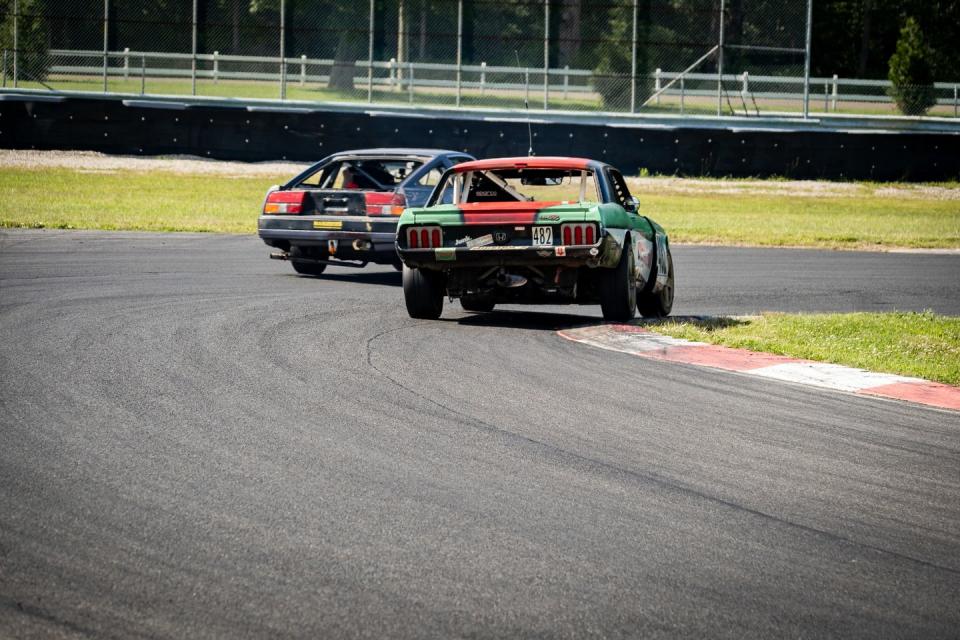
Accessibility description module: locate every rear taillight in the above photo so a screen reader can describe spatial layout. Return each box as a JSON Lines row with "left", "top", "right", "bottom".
{"left": 560, "top": 223, "right": 597, "bottom": 245}
{"left": 365, "top": 190, "right": 407, "bottom": 216}
{"left": 263, "top": 190, "right": 307, "bottom": 214}
{"left": 405, "top": 226, "right": 442, "bottom": 249}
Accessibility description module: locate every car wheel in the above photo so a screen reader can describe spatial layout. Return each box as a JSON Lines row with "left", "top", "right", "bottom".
{"left": 392, "top": 261, "right": 404, "bottom": 272}
{"left": 599, "top": 241, "right": 637, "bottom": 322}
{"left": 637, "top": 251, "right": 674, "bottom": 318}
{"left": 289, "top": 246, "right": 327, "bottom": 276}
{"left": 403, "top": 265, "right": 445, "bottom": 319}
{"left": 460, "top": 295, "right": 495, "bottom": 312}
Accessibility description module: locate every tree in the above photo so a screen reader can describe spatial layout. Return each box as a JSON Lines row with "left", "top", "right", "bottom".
{"left": 1, "top": 0, "right": 50, "bottom": 83}
{"left": 592, "top": 3, "right": 634, "bottom": 110}
{"left": 888, "top": 17, "right": 936, "bottom": 116}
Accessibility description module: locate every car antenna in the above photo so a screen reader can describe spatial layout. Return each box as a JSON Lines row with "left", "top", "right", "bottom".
{"left": 515, "top": 50, "right": 534, "bottom": 157}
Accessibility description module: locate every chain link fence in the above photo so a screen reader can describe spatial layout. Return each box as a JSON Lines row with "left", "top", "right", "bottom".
{"left": 2, "top": 0, "right": 958, "bottom": 118}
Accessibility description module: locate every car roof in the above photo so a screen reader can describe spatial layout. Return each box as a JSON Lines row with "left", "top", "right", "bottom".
{"left": 452, "top": 156, "right": 605, "bottom": 172}
{"left": 331, "top": 148, "right": 469, "bottom": 158}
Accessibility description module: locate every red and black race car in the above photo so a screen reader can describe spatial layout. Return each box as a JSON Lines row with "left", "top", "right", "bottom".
{"left": 258, "top": 148, "right": 474, "bottom": 275}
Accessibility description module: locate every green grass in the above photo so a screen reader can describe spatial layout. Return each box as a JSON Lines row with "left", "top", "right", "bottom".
{"left": 652, "top": 312, "right": 960, "bottom": 385}
{"left": 640, "top": 191, "right": 960, "bottom": 249}
{"left": 0, "top": 167, "right": 287, "bottom": 233}
{"left": 2, "top": 166, "right": 959, "bottom": 248}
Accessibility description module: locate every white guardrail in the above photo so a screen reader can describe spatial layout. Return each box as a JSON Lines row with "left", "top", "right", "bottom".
{"left": 9, "top": 48, "right": 960, "bottom": 115}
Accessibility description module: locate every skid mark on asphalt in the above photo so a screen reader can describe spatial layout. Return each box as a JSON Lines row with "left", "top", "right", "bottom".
{"left": 363, "top": 323, "right": 960, "bottom": 577}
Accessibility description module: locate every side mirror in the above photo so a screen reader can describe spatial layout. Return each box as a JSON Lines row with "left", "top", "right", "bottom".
{"left": 626, "top": 196, "right": 640, "bottom": 212}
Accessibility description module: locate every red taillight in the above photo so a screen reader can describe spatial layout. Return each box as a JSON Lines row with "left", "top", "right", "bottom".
{"left": 364, "top": 190, "right": 407, "bottom": 216}
{"left": 405, "top": 226, "right": 442, "bottom": 249}
{"left": 263, "top": 190, "right": 307, "bottom": 214}
{"left": 560, "top": 223, "right": 597, "bottom": 246}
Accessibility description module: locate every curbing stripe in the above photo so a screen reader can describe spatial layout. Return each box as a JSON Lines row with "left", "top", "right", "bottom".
{"left": 558, "top": 324, "right": 960, "bottom": 413}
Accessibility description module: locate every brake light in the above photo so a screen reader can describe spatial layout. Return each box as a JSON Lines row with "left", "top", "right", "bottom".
{"left": 406, "top": 226, "right": 442, "bottom": 249}
{"left": 364, "top": 190, "right": 407, "bottom": 216}
{"left": 560, "top": 223, "right": 598, "bottom": 246}
{"left": 263, "top": 190, "right": 307, "bottom": 214}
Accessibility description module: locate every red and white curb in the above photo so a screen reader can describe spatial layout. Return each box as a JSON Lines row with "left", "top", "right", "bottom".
{"left": 558, "top": 324, "right": 960, "bottom": 412}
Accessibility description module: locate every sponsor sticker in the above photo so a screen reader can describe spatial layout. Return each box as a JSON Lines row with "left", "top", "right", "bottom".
{"left": 455, "top": 236, "right": 473, "bottom": 246}
{"left": 555, "top": 246, "right": 567, "bottom": 257}
{"left": 313, "top": 220, "right": 342, "bottom": 230}
{"left": 435, "top": 248, "right": 456, "bottom": 261}
{"left": 466, "top": 234, "right": 494, "bottom": 248}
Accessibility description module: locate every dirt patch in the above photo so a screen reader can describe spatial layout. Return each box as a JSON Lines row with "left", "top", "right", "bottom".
{"left": 0, "top": 149, "right": 310, "bottom": 177}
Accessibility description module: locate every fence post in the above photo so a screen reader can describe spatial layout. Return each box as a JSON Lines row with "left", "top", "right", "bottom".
{"left": 300, "top": 55, "right": 306, "bottom": 86}
{"left": 680, "top": 75, "right": 685, "bottom": 115}
{"left": 741, "top": 71, "right": 748, "bottom": 97}
{"left": 213, "top": 51, "right": 219, "bottom": 83}
{"left": 954, "top": 84, "right": 957, "bottom": 118}
{"left": 717, "top": 0, "right": 725, "bottom": 116}
{"left": 630, "top": 0, "right": 638, "bottom": 112}
{"left": 102, "top": 0, "right": 109, "bottom": 92}
{"left": 563, "top": 65, "right": 569, "bottom": 100}
{"left": 824, "top": 81, "right": 828, "bottom": 111}
{"left": 408, "top": 62, "right": 414, "bottom": 103}
{"left": 140, "top": 55, "right": 145, "bottom": 95}
{"left": 123, "top": 47, "right": 129, "bottom": 79}
{"left": 543, "top": 0, "right": 549, "bottom": 110}
{"left": 655, "top": 68, "right": 661, "bottom": 105}
{"left": 831, "top": 74, "right": 838, "bottom": 111}
{"left": 480, "top": 62, "right": 486, "bottom": 97}
{"left": 279, "top": 0, "right": 286, "bottom": 100}
{"left": 802, "top": 0, "right": 813, "bottom": 118}
{"left": 525, "top": 68, "right": 530, "bottom": 106}
{"left": 456, "top": 0, "right": 464, "bottom": 108}
{"left": 11, "top": 0, "right": 16, "bottom": 87}
{"left": 2, "top": 50, "right": 7, "bottom": 88}
{"left": 389, "top": 57, "right": 396, "bottom": 89}
{"left": 191, "top": 0, "right": 198, "bottom": 96}
{"left": 367, "top": 0, "right": 374, "bottom": 103}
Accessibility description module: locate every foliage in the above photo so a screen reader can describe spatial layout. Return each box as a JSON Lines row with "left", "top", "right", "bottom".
{"left": 592, "top": 3, "right": 635, "bottom": 110}
{"left": 888, "top": 17, "right": 937, "bottom": 116}
{"left": 0, "top": 0, "right": 50, "bottom": 83}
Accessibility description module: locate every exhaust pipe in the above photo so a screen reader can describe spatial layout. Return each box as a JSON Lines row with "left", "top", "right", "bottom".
{"left": 495, "top": 269, "right": 527, "bottom": 288}
{"left": 352, "top": 239, "right": 373, "bottom": 251}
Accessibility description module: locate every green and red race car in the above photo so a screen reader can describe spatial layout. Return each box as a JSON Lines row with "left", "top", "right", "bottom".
{"left": 395, "top": 156, "right": 674, "bottom": 321}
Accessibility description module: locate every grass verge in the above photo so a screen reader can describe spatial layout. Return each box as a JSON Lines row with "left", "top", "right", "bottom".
{"left": 1, "top": 165, "right": 958, "bottom": 248}
{"left": 653, "top": 312, "right": 960, "bottom": 386}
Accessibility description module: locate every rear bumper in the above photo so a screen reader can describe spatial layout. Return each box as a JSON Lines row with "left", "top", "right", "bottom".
{"left": 259, "top": 215, "right": 398, "bottom": 260}
{"left": 397, "top": 243, "right": 604, "bottom": 269}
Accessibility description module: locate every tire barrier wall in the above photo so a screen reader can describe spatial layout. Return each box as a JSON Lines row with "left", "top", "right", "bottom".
{"left": 3, "top": 94, "right": 958, "bottom": 181}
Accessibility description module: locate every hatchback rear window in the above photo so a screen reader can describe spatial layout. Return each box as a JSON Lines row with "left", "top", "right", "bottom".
{"left": 298, "top": 158, "right": 426, "bottom": 191}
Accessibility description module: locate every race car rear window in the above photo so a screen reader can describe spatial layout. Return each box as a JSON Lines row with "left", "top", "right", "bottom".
{"left": 431, "top": 168, "right": 600, "bottom": 205}
{"left": 297, "top": 158, "right": 426, "bottom": 191}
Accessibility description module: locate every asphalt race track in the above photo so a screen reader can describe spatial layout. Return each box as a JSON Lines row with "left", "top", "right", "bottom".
{"left": 1, "top": 229, "right": 959, "bottom": 639}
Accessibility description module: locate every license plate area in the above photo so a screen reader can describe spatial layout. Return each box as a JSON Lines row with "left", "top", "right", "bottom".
{"left": 531, "top": 226, "right": 553, "bottom": 246}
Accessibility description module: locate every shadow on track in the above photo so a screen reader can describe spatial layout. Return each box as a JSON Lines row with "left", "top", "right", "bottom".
{"left": 452, "top": 309, "right": 600, "bottom": 332}
{"left": 293, "top": 270, "right": 402, "bottom": 287}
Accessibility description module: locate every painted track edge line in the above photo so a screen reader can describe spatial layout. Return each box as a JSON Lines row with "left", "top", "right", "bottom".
{"left": 557, "top": 324, "right": 960, "bottom": 413}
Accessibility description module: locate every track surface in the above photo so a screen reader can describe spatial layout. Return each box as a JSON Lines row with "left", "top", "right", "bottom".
{"left": 1, "top": 230, "right": 958, "bottom": 639}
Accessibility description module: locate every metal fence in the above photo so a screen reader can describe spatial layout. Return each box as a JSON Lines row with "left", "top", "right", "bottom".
{"left": 2, "top": 0, "right": 958, "bottom": 119}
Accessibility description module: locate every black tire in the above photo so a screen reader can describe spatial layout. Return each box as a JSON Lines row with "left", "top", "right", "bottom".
{"left": 599, "top": 241, "right": 637, "bottom": 322}
{"left": 291, "top": 260, "right": 327, "bottom": 276}
{"left": 637, "top": 251, "right": 674, "bottom": 318}
{"left": 289, "top": 246, "right": 327, "bottom": 277}
{"left": 402, "top": 265, "right": 445, "bottom": 319}
{"left": 460, "top": 295, "right": 495, "bottom": 312}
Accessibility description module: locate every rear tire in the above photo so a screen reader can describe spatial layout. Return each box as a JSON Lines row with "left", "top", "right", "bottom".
{"left": 460, "top": 295, "right": 495, "bottom": 312}
{"left": 600, "top": 241, "right": 637, "bottom": 322}
{"left": 637, "top": 252, "right": 674, "bottom": 318}
{"left": 403, "top": 265, "right": 445, "bottom": 319}
{"left": 290, "top": 246, "right": 327, "bottom": 277}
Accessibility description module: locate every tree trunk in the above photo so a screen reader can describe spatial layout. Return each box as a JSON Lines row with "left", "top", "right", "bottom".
{"left": 557, "top": 0, "right": 582, "bottom": 66}
{"left": 857, "top": 0, "right": 873, "bottom": 77}
{"left": 328, "top": 31, "right": 357, "bottom": 91}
